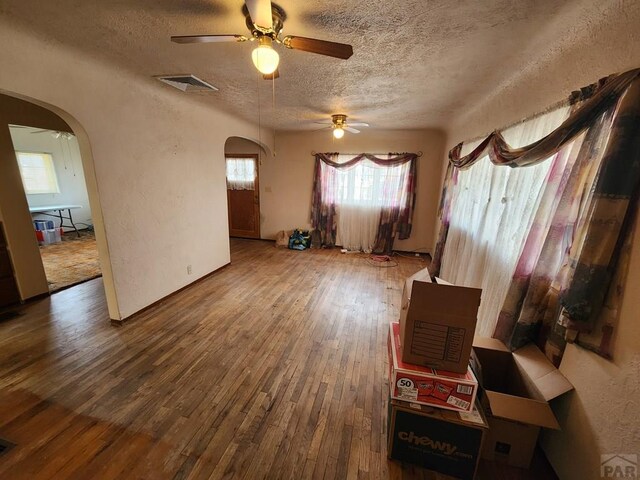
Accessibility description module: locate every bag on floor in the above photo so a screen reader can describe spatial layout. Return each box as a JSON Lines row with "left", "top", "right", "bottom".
{"left": 288, "top": 229, "right": 311, "bottom": 250}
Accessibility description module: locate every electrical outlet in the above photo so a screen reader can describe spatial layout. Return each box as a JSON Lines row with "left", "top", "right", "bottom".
{"left": 187, "top": 265, "right": 192, "bottom": 275}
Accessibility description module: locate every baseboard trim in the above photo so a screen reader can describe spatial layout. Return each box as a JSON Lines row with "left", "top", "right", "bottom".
{"left": 22, "top": 291, "right": 50, "bottom": 302}
{"left": 110, "top": 262, "right": 231, "bottom": 327}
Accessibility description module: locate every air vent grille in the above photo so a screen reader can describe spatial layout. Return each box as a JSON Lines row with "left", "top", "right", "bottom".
{"left": 155, "top": 74, "right": 218, "bottom": 93}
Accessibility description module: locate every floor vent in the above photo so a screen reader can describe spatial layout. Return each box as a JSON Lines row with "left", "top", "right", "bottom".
{"left": 0, "top": 438, "right": 16, "bottom": 456}
{"left": 155, "top": 74, "right": 218, "bottom": 92}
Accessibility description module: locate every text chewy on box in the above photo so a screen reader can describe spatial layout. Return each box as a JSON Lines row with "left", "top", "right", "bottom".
{"left": 387, "top": 398, "right": 487, "bottom": 479}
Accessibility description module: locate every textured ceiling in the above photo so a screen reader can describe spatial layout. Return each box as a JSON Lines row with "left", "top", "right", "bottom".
{"left": 0, "top": 0, "right": 617, "bottom": 130}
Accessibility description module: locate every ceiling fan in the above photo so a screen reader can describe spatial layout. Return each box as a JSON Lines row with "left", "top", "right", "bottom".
{"left": 170, "top": 0, "right": 353, "bottom": 79}
{"left": 316, "top": 114, "right": 369, "bottom": 139}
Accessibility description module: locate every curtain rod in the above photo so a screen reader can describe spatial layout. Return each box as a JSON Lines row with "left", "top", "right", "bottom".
{"left": 311, "top": 151, "right": 423, "bottom": 157}
{"left": 459, "top": 74, "right": 611, "bottom": 145}
{"left": 462, "top": 97, "right": 570, "bottom": 145}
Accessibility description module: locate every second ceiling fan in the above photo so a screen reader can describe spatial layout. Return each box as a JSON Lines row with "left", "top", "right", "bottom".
{"left": 171, "top": 0, "right": 354, "bottom": 78}
{"left": 316, "top": 114, "right": 369, "bottom": 139}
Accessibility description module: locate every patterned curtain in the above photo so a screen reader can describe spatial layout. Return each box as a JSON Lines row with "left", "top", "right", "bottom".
{"left": 373, "top": 156, "right": 417, "bottom": 254}
{"left": 310, "top": 153, "right": 339, "bottom": 246}
{"left": 310, "top": 153, "right": 417, "bottom": 252}
{"left": 493, "top": 108, "right": 615, "bottom": 363}
{"left": 431, "top": 163, "right": 457, "bottom": 276}
{"left": 440, "top": 68, "right": 640, "bottom": 362}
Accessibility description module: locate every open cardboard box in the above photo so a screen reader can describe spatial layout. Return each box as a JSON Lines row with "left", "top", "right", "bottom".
{"left": 399, "top": 267, "right": 482, "bottom": 374}
{"left": 471, "top": 337, "right": 573, "bottom": 468}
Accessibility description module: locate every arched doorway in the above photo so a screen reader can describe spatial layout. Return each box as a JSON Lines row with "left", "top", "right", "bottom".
{"left": 0, "top": 92, "right": 116, "bottom": 317}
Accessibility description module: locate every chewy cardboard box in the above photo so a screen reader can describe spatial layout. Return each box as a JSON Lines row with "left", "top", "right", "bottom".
{"left": 387, "top": 396, "right": 488, "bottom": 479}
{"left": 399, "top": 267, "right": 482, "bottom": 373}
{"left": 471, "top": 337, "right": 573, "bottom": 468}
{"left": 388, "top": 322, "right": 478, "bottom": 412}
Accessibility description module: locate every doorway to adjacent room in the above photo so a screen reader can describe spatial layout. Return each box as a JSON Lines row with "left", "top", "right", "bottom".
{"left": 9, "top": 125, "right": 101, "bottom": 293}
{"left": 225, "top": 153, "right": 261, "bottom": 239}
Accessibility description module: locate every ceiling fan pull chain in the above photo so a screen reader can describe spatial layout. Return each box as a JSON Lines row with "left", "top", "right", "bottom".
{"left": 257, "top": 72, "right": 262, "bottom": 166}
{"left": 272, "top": 73, "right": 276, "bottom": 157}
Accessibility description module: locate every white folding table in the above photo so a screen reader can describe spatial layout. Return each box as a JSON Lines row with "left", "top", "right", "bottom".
{"left": 29, "top": 205, "right": 83, "bottom": 237}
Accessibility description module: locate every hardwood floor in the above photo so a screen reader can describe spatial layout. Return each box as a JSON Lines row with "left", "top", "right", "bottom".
{"left": 0, "top": 239, "right": 556, "bottom": 479}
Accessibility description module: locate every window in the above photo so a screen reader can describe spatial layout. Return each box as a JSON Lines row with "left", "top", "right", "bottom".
{"left": 440, "top": 106, "right": 570, "bottom": 336}
{"left": 333, "top": 155, "right": 408, "bottom": 207}
{"left": 312, "top": 153, "right": 416, "bottom": 252}
{"left": 226, "top": 156, "right": 256, "bottom": 190}
{"left": 16, "top": 152, "right": 60, "bottom": 194}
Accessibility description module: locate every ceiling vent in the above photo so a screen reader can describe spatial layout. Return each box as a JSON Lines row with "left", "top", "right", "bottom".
{"left": 155, "top": 74, "right": 218, "bottom": 93}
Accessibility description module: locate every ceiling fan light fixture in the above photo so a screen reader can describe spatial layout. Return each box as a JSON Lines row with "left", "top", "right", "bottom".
{"left": 333, "top": 127, "right": 345, "bottom": 139}
{"left": 251, "top": 36, "right": 279, "bottom": 75}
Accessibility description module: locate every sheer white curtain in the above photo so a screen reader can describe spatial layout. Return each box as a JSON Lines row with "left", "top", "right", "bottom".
{"left": 226, "top": 157, "right": 256, "bottom": 190}
{"left": 440, "top": 106, "right": 570, "bottom": 336}
{"left": 333, "top": 155, "right": 410, "bottom": 252}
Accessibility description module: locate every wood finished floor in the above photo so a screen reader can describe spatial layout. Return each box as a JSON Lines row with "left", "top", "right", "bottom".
{"left": 0, "top": 239, "right": 555, "bottom": 479}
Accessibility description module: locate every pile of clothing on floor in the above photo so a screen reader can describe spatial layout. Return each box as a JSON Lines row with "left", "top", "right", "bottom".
{"left": 275, "top": 229, "right": 312, "bottom": 250}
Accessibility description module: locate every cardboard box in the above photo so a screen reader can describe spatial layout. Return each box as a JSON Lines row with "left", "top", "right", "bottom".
{"left": 471, "top": 337, "right": 573, "bottom": 468}
{"left": 388, "top": 322, "right": 478, "bottom": 412}
{"left": 399, "top": 267, "right": 481, "bottom": 373}
{"left": 387, "top": 397, "right": 488, "bottom": 479}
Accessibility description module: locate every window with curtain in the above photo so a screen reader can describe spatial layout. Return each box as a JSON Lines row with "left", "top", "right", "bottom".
{"left": 333, "top": 155, "right": 409, "bottom": 252}
{"left": 440, "top": 106, "right": 570, "bottom": 337}
{"left": 226, "top": 156, "right": 256, "bottom": 190}
{"left": 310, "top": 153, "right": 417, "bottom": 253}
{"left": 434, "top": 68, "right": 640, "bottom": 362}
{"left": 16, "top": 151, "right": 60, "bottom": 194}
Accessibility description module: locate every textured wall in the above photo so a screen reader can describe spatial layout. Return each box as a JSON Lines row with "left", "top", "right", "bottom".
{"left": 0, "top": 20, "right": 271, "bottom": 320}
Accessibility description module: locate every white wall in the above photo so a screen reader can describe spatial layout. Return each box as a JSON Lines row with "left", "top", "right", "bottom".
{"left": 253, "top": 129, "right": 445, "bottom": 253}
{"left": 225, "top": 137, "right": 264, "bottom": 157}
{"left": 542, "top": 223, "right": 640, "bottom": 478}
{"left": 9, "top": 126, "right": 92, "bottom": 230}
{"left": 439, "top": 2, "right": 640, "bottom": 477}
{"left": 0, "top": 20, "right": 271, "bottom": 320}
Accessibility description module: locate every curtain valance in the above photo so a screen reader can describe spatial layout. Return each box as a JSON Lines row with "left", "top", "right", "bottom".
{"left": 315, "top": 152, "right": 417, "bottom": 168}
{"left": 448, "top": 68, "right": 640, "bottom": 170}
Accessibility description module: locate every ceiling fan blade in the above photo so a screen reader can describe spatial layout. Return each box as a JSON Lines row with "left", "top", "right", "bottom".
{"left": 245, "top": 0, "right": 273, "bottom": 30}
{"left": 313, "top": 122, "right": 333, "bottom": 125}
{"left": 263, "top": 69, "right": 280, "bottom": 80}
{"left": 344, "top": 127, "right": 361, "bottom": 134}
{"left": 347, "top": 122, "right": 369, "bottom": 127}
{"left": 283, "top": 36, "right": 353, "bottom": 59}
{"left": 171, "top": 34, "right": 247, "bottom": 44}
